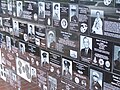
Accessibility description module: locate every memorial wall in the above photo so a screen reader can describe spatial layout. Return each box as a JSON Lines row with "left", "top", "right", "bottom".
{"left": 0, "top": 0, "right": 120, "bottom": 90}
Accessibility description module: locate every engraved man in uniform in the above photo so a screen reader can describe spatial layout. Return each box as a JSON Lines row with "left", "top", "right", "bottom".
{"left": 53, "top": 4, "right": 60, "bottom": 20}
{"left": 41, "top": 52, "right": 48, "bottom": 66}
{"left": 39, "top": 2, "right": 45, "bottom": 18}
{"left": 71, "top": 8, "right": 78, "bottom": 23}
{"left": 91, "top": 71, "right": 102, "bottom": 90}
{"left": 63, "top": 60, "right": 72, "bottom": 80}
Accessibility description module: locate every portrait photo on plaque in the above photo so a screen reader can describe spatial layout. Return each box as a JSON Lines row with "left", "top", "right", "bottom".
{"left": 16, "top": 1, "right": 23, "bottom": 17}
{"left": 6, "top": 35, "right": 12, "bottom": 51}
{"left": 90, "top": 69, "right": 103, "bottom": 90}
{"left": 40, "top": 50, "right": 49, "bottom": 67}
{"left": 7, "top": 0, "right": 12, "bottom": 15}
{"left": 69, "top": 4, "right": 78, "bottom": 23}
{"left": 48, "top": 76, "right": 57, "bottom": 90}
{"left": 80, "top": 35, "right": 92, "bottom": 60}
{"left": 62, "top": 58, "right": 72, "bottom": 80}
{"left": 30, "top": 66, "right": 37, "bottom": 83}
{"left": 91, "top": 9, "right": 104, "bottom": 35}
{"left": 113, "top": 45, "right": 120, "bottom": 71}
{"left": 0, "top": 17, "right": 3, "bottom": 27}
{"left": 12, "top": 19, "right": 19, "bottom": 37}
{"left": 38, "top": 2, "right": 45, "bottom": 18}
{"left": 52, "top": 2, "right": 60, "bottom": 20}
{"left": 46, "top": 29, "right": 56, "bottom": 49}
{"left": 0, "top": 64, "right": 7, "bottom": 81}
{"left": 27, "top": 23, "right": 35, "bottom": 42}
{"left": 1, "top": 0, "right": 7, "bottom": 15}
{"left": 19, "top": 41, "right": 25, "bottom": 54}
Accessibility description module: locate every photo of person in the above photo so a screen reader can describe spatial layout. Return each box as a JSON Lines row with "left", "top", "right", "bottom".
{"left": 62, "top": 58, "right": 72, "bottom": 80}
{"left": 0, "top": 17, "right": 3, "bottom": 26}
{"left": 91, "top": 10, "right": 104, "bottom": 35}
{"left": 28, "top": 24, "right": 35, "bottom": 38}
{"left": 0, "top": 49, "right": 1, "bottom": 65}
{"left": 70, "top": 4, "right": 78, "bottom": 23}
{"left": 48, "top": 76, "right": 57, "bottom": 90}
{"left": 19, "top": 42, "right": 25, "bottom": 54}
{"left": 90, "top": 69, "right": 103, "bottom": 90}
{"left": 6, "top": 36, "right": 11, "bottom": 51}
{"left": 11, "top": 72, "right": 17, "bottom": 82}
{"left": 113, "top": 45, "right": 120, "bottom": 70}
{"left": 0, "top": 64, "right": 7, "bottom": 81}
{"left": 31, "top": 66, "right": 36, "bottom": 77}
{"left": 13, "top": 20, "right": 19, "bottom": 36}
{"left": 0, "top": 33, "right": 2, "bottom": 46}
{"left": 80, "top": 36, "right": 92, "bottom": 59}
{"left": 31, "top": 66, "right": 37, "bottom": 82}
{"left": 11, "top": 37, "right": 17, "bottom": 47}
{"left": 7, "top": 0, "right": 12, "bottom": 11}
{"left": 47, "top": 30, "right": 56, "bottom": 49}
{"left": 53, "top": 3, "right": 60, "bottom": 20}
{"left": 38, "top": 2, "right": 45, "bottom": 18}
{"left": 16, "top": 1, "right": 23, "bottom": 17}
{"left": 41, "top": 50, "right": 49, "bottom": 67}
